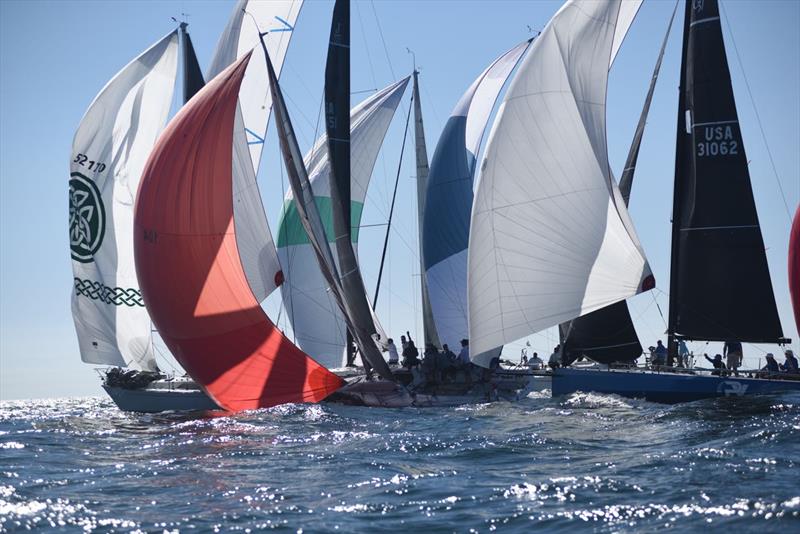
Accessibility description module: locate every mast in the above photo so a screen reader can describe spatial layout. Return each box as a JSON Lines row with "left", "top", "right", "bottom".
{"left": 179, "top": 22, "right": 205, "bottom": 103}
{"left": 667, "top": 0, "right": 692, "bottom": 363}
{"left": 325, "top": 0, "right": 393, "bottom": 379}
{"left": 411, "top": 70, "right": 441, "bottom": 348}
{"left": 618, "top": 1, "right": 677, "bottom": 202}
{"left": 669, "top": 0, "right": 786, "bottom": 360}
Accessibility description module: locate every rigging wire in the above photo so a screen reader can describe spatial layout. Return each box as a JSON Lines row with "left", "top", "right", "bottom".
{"left": 370, "top": 0, "right": 396, "bottom": 81}
{"left": 355, "top": 1, "right": 379, "bottom": 89}
{"left": 720, "top": 1, "right": 794, "bottom": 223}
{"left": 373, "top": 95, "right": 414, "bottom": 309}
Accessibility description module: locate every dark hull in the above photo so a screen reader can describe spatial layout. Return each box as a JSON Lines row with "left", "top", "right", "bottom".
{"left": 102, "top": 384, "right": 219, "bottom": 413}
{"left": 552, "top": 368, "right": 800, "bottom": 404}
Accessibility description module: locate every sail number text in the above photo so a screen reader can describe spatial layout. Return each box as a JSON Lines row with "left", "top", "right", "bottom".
{"left": 696, "top": 125, "right": 738, "bottom": 157}
{"left": 73, "top": 154, "right": 107, "bottom": 173}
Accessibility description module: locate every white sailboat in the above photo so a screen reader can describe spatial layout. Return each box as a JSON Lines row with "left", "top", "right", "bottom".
{"left": 467, "top": 0, "right": 654, "bottom": 364}
{"left": 71, "top": 0, "right": 303, "bottom": 412}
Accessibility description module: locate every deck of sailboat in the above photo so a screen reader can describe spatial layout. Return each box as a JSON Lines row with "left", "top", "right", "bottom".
{"left": 552, "top": 366, "right": 800, "bottom": 403}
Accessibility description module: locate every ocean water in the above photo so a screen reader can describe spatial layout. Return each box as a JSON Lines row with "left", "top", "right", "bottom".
{"left": 1, "top": 391, "right": 798, "bottom": 532}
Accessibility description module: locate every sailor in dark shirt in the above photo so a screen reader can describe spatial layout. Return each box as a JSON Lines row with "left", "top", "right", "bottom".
{"left": 704, "top": 353, "right": 725, "bottom": 376}
{"left": 723, "top": 340, "right": 743, "bottom": 376}
{"left": 761, "top": 353, "right": 780, "bottom": 375}
{"left": 781, "top": 350, "right": 799, "bottom": 374}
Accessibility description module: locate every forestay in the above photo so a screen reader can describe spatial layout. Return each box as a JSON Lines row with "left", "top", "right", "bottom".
{"left": 206, "top": 0, "right": 303, "bottom": 301}
{"left": 423, "top": 40, "right": 529, "bottom": 354}
{"left": 468, "top": 0, "right": 654, "bottom": 363}
{"left": 70, "top": 30, "right": 178, "bottom": 371}
{"left": 277, "top": 78, "right": 409, "bottom": 369}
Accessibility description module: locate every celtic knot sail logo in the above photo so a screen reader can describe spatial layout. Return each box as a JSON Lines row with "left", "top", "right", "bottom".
{"left": 69, "top": 172, "right": 105, "bottom": 262}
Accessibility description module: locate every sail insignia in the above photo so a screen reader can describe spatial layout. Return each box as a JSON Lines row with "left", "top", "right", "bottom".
{"left": 70, "top": 30, "right": 179, "bottom": 371}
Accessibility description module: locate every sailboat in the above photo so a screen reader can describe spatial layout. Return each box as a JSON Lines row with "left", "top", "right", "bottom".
{"left": 550, "top": 0, "right": 800, "bottom": 402}
{"left": 71, "top": 0, "right": 303, "bottom": 412}
{"left": 468, "top": 0, "right": 653, "bottom": 369}
{"left": 69, "top": 22, "right": 219, "bottom": 412}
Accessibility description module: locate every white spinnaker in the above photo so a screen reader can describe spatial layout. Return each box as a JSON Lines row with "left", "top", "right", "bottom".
{"left": 468, "top": 0, "right": 653, "bottom": 363}
{"left": 424, "top": 41, "right": 530, "bottom": 356}
{"left": 277, "top": 78, "right": 410, "bottom": 368}
{"left": 207, "top": 0, "right": 303, "bottom": 301}
{"left": 70, "top": 31, "right": 179, "bottom": 370}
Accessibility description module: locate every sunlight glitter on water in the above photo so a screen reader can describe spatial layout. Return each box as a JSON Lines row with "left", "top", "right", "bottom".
{"left": 1, "top": 392, "right": 798, "bottom": 531}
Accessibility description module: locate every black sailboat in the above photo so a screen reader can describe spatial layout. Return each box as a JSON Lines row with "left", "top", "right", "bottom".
{"left": 553, "top": 0, "right": 797, "bottom": 402}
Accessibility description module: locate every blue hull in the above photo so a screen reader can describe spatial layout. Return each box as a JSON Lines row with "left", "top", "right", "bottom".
{"left": 552, "top": 368, "right": 800, "bottom": 403}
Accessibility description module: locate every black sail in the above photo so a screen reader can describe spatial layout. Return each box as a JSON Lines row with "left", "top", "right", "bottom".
{"left": 668, "top": 0, "right": 783, "bottom": 343}
{"left": 561, "top": 5, "right": 678, "bottom": 365}
{"left": 324, "top": 0, "right": 393, "bottom": 379}
{"left": 179, "top": 24, "right": 205, "bottom": 103}
{"left": 562, "top": 302, "right": 642, "bottom": 364}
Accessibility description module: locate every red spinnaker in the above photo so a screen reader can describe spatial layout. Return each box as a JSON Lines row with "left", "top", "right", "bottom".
{"left": 790, "top": 205, "right": 800, "bottom": 336}
{"left": 134, "top": 53, "right": 344, "bottom": 411}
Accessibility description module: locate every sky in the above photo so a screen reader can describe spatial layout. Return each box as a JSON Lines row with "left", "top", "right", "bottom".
{"left": 0, "top": 0, "right": 798, "bottom": 400}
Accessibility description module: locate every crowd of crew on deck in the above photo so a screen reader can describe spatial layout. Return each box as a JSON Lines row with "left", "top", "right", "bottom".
{"left": 380, "top": 332, "right": 497, "bottom": 385}
{"left": 375, "top": 331, "right": 799, "bottom": 381}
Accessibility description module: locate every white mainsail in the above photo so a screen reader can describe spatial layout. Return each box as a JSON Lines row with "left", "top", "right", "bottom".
{"left": 207, "top": 0, "right": 303, "bottom": 300}
{"left": 277, "top": 78, "right": 410, "bottom": 369}
{"left": 70, "top": 31, "right": 179, "bottom": 370}
{"left": 468, "top": 0, "right": 653, "bottom": 363}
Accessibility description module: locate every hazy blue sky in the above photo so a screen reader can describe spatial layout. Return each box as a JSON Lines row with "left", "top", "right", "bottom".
{"left": 1, "top": 0, "right": 798, "bottom": 400}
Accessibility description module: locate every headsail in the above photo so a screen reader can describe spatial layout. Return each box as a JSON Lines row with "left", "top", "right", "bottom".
{"left": 324, "top": 0, "right": 393, "bottom": 379}
{"left": 276, "top": 78, "right": 410, "bottom": 369}
{"left": 206, "top": 0, "right": 303, "bottom": 301}
{"left": 561, "top": 2, "right": 677, "bottom": 365}
{"left": 423, "top": 40, "right": 530, "bottom": 354}
{"left": 134, "top": 53, "right": 344, "bottom": 411}
{"left": 70, "top": 30, "right": 178, "bottom": 371}
{"left": 179, "top": 23, "right": 205, "bottom": 102}
{"left": 468, "top": 0, "right": 654, "bottom": 363}
{"left": 668, "top": 0, "right": 783, "bottom": 344}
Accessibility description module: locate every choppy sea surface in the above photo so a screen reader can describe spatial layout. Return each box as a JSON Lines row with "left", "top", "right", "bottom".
{"left": 1, "top": 390, "right": 799, "bottom": 532}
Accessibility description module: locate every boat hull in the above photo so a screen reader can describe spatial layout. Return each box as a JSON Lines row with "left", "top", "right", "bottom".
{"left": 552, "top": 368, "right": 800, "bottom": 403}
{"left": 102, "top": 384, "right": 219, "bottom": 413}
